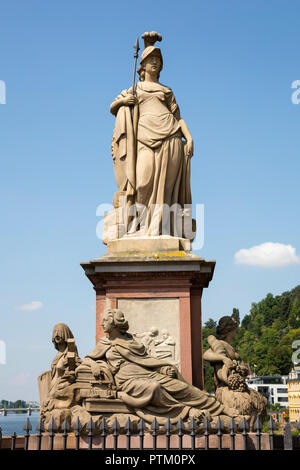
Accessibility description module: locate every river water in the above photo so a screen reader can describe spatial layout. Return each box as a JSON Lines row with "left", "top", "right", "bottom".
{"left": 0, "top": 411, "right": 40, "bottom": 436}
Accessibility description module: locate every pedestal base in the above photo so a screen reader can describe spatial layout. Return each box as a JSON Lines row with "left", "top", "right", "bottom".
{"left": 107, "top": 236, "right": 191, "bottom": 254}
{"left": 81, "top": 251, "right": 215, "bottom": 390}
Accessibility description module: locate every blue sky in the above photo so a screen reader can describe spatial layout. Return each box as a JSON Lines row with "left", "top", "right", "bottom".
{"left": 0, "top": 0, "right": 300, "bottom": 401}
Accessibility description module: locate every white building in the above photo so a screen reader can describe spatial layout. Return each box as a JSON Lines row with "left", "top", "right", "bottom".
{"left": 246, "top": 375, "right": 289, "bottom": 407}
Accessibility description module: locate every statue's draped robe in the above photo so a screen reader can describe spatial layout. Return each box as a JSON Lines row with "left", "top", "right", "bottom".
{"left": 111, "top": 82, "right": 192, "bottom": 236}
{"left": 85, "top": 336, "right": 224, "bottom": 424}
{"left": 40, "top": 348, "right": 81, "bottom": 413}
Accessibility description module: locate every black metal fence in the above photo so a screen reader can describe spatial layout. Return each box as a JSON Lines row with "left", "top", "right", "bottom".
{"left": 1, "top": 416, "right": 300, "bottom": 451}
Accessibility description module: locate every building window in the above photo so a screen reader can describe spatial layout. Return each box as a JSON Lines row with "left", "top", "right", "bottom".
{"left": 278, "top": 397, "right": 288, "bottom": 403}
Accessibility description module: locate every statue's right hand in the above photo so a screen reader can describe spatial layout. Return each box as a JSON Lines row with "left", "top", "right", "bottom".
{"left": 91, "top": 364, "right": 102, "bottom": 379}
{"left": 122, "top": 94, "right": 138, "bottom": 106}
{"left": 223, "top": 358, "right": 236, "bottom": 369}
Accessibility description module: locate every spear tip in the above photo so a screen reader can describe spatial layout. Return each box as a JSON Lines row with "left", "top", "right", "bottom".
{"left": 134, "top": 36, "right": 140, "bottom": 53}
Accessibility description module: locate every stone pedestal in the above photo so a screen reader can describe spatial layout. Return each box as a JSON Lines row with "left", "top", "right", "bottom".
{"left": 81, "top": 251, "right": 215, "bottom": 390}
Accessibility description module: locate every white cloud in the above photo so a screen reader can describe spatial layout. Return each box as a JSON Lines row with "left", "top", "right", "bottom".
{"left": 18, "top": 300, "right": 43, "bottom": 311}
{"left": 234, "top": 242, "right": 300, "bottom": 267}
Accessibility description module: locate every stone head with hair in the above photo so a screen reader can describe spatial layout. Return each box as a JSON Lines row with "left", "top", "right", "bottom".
{"left": 102, "top": 308, "right": 129, "bottom": 334}
{"left": 216, "top": 315, "right": 239, "bottom": 341}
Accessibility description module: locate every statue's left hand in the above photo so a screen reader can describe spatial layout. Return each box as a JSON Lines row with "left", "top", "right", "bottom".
{"left": 166, "top": 366, "right": 177, "bottom": 378}
{"left": 185, "top": 139, "right": 194, "bottom": 158}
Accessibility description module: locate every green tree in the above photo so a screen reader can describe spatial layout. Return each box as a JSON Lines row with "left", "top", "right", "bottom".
{"left": 204, "top": 318, "right": 217, "bottom": 329}
{"left": 203, "top": 362, "right": 215, "bottom": 393}
{"left": 241, "top": 314, "right": 251, "bottom": 329}
{"left": 265, "top": 345, "right": 292, "bottom": 375}
{"left": 288, "top": 298, "right": 300, "bottom": 329}
{"left": 232, "top": 308, "right": 240, "bottom": 324}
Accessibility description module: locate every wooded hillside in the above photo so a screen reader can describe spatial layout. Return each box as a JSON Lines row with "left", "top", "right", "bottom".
{"left": 203, "top": 285, "right": 300, "bottom": 392}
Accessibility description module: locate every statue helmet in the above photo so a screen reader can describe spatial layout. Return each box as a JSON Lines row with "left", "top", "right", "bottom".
{"left": 138, "top": 31, "right": 163, "bottom": 72}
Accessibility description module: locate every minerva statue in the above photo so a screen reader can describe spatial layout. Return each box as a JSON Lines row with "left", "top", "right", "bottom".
{"left": 105, "top": 31, "right": 195, "bottom": 240}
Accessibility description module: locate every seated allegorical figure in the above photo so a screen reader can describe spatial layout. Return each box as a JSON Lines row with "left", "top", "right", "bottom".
{"left": 38, "top": 323, "right": 82, "bottom": 423}
{"left": 81, "top": 308, "right": 242, "bottom": 425}
{"left": 203, "top": 315, "right": 267, "bottom": 426}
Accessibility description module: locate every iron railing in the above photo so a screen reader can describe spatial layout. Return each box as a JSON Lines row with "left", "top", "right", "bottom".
{"left": 0, "top": 416, "right": 299, "bottom": 451}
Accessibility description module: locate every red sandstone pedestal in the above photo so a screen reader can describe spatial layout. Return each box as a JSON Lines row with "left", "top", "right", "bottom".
{"left": 81, "top": 251, "right": 215, "bottom": 390}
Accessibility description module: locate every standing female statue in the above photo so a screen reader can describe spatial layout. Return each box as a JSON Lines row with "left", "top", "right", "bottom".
{"left": 110, "top": 32, "right": 193, "bottom": 237}
{"left": 203, "top": 315, "right": 267, "bottom": 427}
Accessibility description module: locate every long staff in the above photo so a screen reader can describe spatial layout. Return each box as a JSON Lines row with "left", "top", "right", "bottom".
{"left": 132, "top": 37, "right": 140, "bottom": 96}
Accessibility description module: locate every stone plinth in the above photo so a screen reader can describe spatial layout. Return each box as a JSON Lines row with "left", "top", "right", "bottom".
{"left": 107, "top": 236, "right": 191, "bottom": 254}
{"left": 81, "top": 251, "right": 215, "bottom": 390}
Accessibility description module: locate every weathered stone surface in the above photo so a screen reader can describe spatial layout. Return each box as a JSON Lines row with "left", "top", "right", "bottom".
{"left": 81, "top": 252, "right": 215, "bottom": 387}
{"left": 107, "top": 236, "right": 191, "bottom": 254}
{"left": 119, "top": 298, "right": 180, "bottom": 368}
{"left": 106, "top": 31, "right": 194, "bottom": 242}
{"left": 203, "top": 315, "right": 268, "bottom": 429}
{"left": 38, "top": 323, "right": 82, "bottom": 425}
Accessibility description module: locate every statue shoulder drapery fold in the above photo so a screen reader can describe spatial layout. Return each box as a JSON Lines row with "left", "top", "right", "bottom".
{"left": 111, "top": 89, "right": 137, "bottom": 196}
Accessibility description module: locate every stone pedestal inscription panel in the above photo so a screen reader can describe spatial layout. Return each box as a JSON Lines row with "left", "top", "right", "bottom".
{"left": 117, "top": 298, "right": 180, "bottom": 369}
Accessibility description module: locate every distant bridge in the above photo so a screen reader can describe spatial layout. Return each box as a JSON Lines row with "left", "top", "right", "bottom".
{"left": 0, "top": 408, "right": 40, "bottom": 416}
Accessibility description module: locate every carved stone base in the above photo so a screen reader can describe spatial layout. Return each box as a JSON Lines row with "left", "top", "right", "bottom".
{"left": 107, "top": 236, "right": 191, "bottom": 254}
{"left": 83, "top": 398, "right": 132, "bottom": 414}
{"left": 81, "top": 251, "right": 215, "bottom": 389}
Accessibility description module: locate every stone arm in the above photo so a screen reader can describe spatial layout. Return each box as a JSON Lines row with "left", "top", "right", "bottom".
{"left": 172, "top": 104, "right": 193, "bottom": 158}
{"left": 133, "top": 332, "right": 147, "bottom": 338}
{"left": 110, "top": 88, "right": 136, "bottom": 116}
{"left": 203, "top": 348, "right": 235, "bottom": 370}
{"left": 203, "top": 336, "right": 236, "bottom": 369}
{"left": 165, "top": 336, "right": 176, "bottom": 346}
{"left": 82, "top": 356, "right": 110, "bottom": 380}
{"left": 178, "top": 118, "right": 194, "bottom": 157}
{"left": 203, "top": 336, "right": 239, "bottom": 387}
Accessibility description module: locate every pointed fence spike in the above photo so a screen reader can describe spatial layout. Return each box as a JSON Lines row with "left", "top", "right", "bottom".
{"left": 125, "top": 417, "right": 133, "bottom": 432}
{"left": 203, "top": 417, "right": 211, "bottom": 432}
{"left": 229, "top": 417, "right": 237, "bottom": 432}
{"left": 100, "top": 417, "right": 108, "bottom": 432}
{"left": 164, "top": 418, "right": 172, "bottom": 432}
{"left": 74, "top": 417, "right": 82, "bottom": 432}
{"left": 86, "top": 417, "right": 95, "bottom": 432}
{"left": 62, "top": 418, "right": 70, "bottom": 433}
{"left": 48, "top": 417, "right": 57, "bottom": 433}
{"left": 23, "top": 418, "right": 32, "bottom": 432}
{"left": 151, "top": 417, "right": 159, "bottom": 432}
{"left": 36, "top": 418, "right": 45, "bottom": 433}
{"left": 216, "top": 416, "right": 224, "bottom": 432}
{"left": 112, "top": 417, "right": 120, "bottom": 432}
{"left": 268, "top": 415, "right": 276, "bottom": 431}
{"left": 189, "top": 417, "right": 197, "bottom": 432}
{"left": 254, "top": 416, "right": 262, "bottom": 432}
{"left": 240, "top": 417, "right": 249, "bottom": 433}
{"left": 177, "top": 417, "right": 185, "bottom": 432}
{"left": 138, "top": 418, "right": 146, "bottom": 432}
